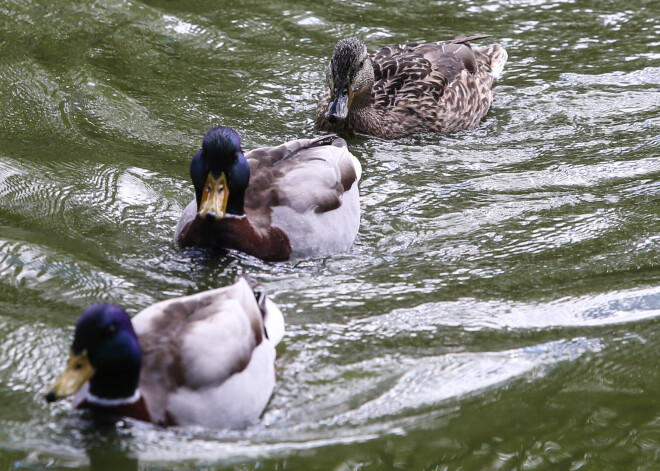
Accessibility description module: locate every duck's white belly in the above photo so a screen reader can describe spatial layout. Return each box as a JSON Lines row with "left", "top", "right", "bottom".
{"left": 167, "top": 341, "right": 276, "bottom": 429}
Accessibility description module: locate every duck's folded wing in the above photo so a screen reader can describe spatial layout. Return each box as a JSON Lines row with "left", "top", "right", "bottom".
{"left": 242, "top": 137, "right": 361, "bottom": 259}
{"left": 245, "top": 135, "right": 334, "bottom": 169}
{"left": 131, "top": 278, "right": 275, "bottom": 427}
{"left": 372, "top": 52, "right": 454, "bottom": 107}
{"left": 371, "top": 39, "right": 492, "bottom": 108}
{"left": 247, "top": 137, "right": 360, "bottom": 215}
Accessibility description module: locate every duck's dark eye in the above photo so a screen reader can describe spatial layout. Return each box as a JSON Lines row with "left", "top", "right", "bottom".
{"left": 359, "top": 60, "right": 364, "bottom": 68}
{"left": 207, "top": 184, "right": 212, "bottom": 192}
{"left": 74, "top": 362, "right": 83, "bottom": 370}
{"left": 105, "top": 323, "right": 118, "bottom": 338}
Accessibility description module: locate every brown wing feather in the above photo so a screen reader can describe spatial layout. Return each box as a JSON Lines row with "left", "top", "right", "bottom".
{"left": 371, "top": 47, "right": 466, "bottom": 109}
{"left": 243, "top": 137, "right": 354, "bottom": 225}
{"left": 371, "top": 33, "right": 492, "bottom": 99}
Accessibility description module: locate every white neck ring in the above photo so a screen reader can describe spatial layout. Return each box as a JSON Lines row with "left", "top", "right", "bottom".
{"left": 86, "top": 389, "right": 141, "bottom": 406}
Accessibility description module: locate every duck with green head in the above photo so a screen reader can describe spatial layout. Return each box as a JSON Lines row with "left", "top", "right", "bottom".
{"left": 46, "top": 277, "right": 285, "bottom": 429}
{"left": 175, "top": 126, "right": 361, "bottom": 261}
{"left": 316, "top": 35, "right": 508, "bottom": 139}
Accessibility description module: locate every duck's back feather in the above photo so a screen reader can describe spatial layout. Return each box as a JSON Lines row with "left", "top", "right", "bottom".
{"left": 131, "top": 277, "right": 282, "bottom": 428}
{"left": 372, "top": 50, "right": 446, "bottom": 108}
{"left": 246, "top": 136, "right": 359, "bottom": 211}
{"left": 371, "top": 36, "right": 500, "bottom": 110}
{"left": 244, "top": 136, "right": 361, "bottom": 259}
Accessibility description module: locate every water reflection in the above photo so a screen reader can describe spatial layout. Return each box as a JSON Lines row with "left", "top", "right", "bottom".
{"left": 0, "top": 0, "right": 659, "bottom": 468}
{"left": 83, "top": 423, "right": 138, "bottom": 471}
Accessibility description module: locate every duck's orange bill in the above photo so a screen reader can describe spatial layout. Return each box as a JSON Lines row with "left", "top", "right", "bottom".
{"left": 198, "top": 172, "right": 229, "bottom": 221}
{"left": 45, "top": 350, "right": 94, "bottom": 402}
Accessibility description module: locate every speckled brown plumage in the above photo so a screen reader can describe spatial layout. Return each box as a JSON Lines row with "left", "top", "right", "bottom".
{"left": 316, "top": 35, "right": 508, "bottom": 139}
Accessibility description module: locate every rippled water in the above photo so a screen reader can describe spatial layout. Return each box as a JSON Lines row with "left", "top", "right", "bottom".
{"left": 1, "top": 0, "right": 659, "bottom": 469}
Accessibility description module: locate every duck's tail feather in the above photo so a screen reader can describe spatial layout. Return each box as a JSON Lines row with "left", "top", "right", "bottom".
{"left": 451, "top": 35, "right": 507, "bottom": 79}
{"left": 241, "top": 275, "right": 285, "bottom": 346}
{"left": 481, "top": 44, "right": 508, "bottom": 80}
{"left": 262, "top": 298, "right": 285, "bottom": 346}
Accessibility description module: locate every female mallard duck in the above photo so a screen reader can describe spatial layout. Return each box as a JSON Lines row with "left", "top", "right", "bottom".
{"left": 174, "top": 126, "right": 361, "bottom": 261}
{"left": 45, "top": 277, "right": 285, "bottom": 429}
{"left": 315, "top": 35, "right": 508, "bottom": 139}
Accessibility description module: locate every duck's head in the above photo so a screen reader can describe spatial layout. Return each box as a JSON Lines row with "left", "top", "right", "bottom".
{"left": 45, "top": 304, "right": 142, "bottom": 403}
{"left": 191, "top": 126, "right": 250, "bottom": 221}
{"left": 325, "top": 38, "right": 374, "bottom": 123}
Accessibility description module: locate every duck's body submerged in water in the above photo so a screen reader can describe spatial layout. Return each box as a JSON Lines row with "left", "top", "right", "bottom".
{"left": 316, "top": 35, "right": 507, "bottom": 139}
{"left": 175, "top": 127, "right": 361, "bottom": 262}
{"left": 46, "top": 277, "right": 285, "bottom": 429}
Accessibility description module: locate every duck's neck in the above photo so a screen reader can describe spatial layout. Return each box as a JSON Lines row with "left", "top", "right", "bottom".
{"left": 226, "top": 192, "right": 246, "bottom": 216}
{"left": 88, "top": 362, "right": 141, "bottom": 402}
{"left": 87, "top": 388, "right": 141, "bottom": 406}
{"left": 80, "top": 393, "right": 153, "bottom": 424}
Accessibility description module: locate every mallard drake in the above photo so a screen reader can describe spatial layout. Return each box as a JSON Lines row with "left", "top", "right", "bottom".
{"left": 45, "top": 277, "right": 285, "bottom": 429}
{"left": 174, "top": 126, "right": 361, "bottom": 261}
{"left": 315, "top": 35, "right": 508, "bottom": 139}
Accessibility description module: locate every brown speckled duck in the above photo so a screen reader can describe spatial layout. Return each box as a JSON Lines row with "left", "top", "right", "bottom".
{"left": 175, "top": 126, "right": 361, "bottom": 261}
{"left": 315, "top": 35, "right": 507, "bottom": 139}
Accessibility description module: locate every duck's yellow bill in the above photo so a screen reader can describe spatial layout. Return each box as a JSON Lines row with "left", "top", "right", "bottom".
{"left": 45, "top": 350, "right": 95, "bottom": 402}
{"left": 198, "top": 172, "right": 229, "bottom": 221}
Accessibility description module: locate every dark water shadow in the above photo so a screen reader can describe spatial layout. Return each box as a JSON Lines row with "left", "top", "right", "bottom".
{"left": 80, "top": 416, "right": 139, "bottom": 471}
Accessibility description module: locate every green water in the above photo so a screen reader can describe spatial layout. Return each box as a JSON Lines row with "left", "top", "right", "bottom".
{"left": 1, "top": 0, "right": 659, "bottom": 469}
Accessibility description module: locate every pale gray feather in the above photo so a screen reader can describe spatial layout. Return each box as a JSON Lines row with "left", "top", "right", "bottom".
{"left": 130, "top": 277, "right": 283, "bottom": 428}
{"left": 265, "top": 138, "right": 361, "bottom": 259}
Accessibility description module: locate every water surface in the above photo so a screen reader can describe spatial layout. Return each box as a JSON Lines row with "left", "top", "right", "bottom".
{"left": 1, "top": 0, "right": 659, "bottom": 469}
